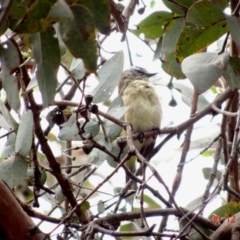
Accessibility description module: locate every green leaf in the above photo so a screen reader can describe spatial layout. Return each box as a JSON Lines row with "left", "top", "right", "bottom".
{"left": 176, "top": 1, "right": 227, "bottom": 62}
{"left": 208, "top": 202, "right": 240, "bottom": 221}
{"left": 14, "top": 0, "right": 58, "bottom": 33}
{"left": 176, "top": 24, "right": 227, "bottom": 62}
{"left": 165, "top": 0, "right": 197, "bottom": 9}
{"left": 106, "top": 139, "right": 120, "bottom": 168}
{"left": 163, "top": 0, "right": 228, "bottom": 16}
{"left": 9, "top": 0, "right": 34, "bottom": 20}
{"left": 0, "top": 114, "right": 13, "bottom": 131}
{"left": 27, "top": 167, "right": 47, "bottom": 185}
{"left": 90, "top": 147, "right": 108, "bottom": 166}
{"left": 58, "top": 114, "right": 100, "bottom": 141}
{"left": 185, "top": 196, "right": 203, "bottom": 211}
{"left": 162, "top": 0, "right": 188, "bottom": 15}
{"left": 15, "top": 110, "right": 34, "bottom": 156}
{"left": 224, "top": 57, "right": 240, "bottom": 90}
{"left": 0, "top": 41, "right": 20, "bottom": 111}
{"left": 0, "top": 0, "right": 13, "bottom": 34}
{"left": 2, "top": 133, "right": 16, "bottom": 158}
{"left": 202, "top": 167, "right": 222, "bottom": 180}
{"left": 105, "top": 106, "right": 128, "bottom": 127}
{"left": 212, "top": 0, "right": 228, "bottom": 10}
{"left": 181, "top": 52, "right": 229, "bottom": 94}
{"left": 131, "top": 11, "right": 173, "bottom": 39}
{"left": 81, "top": 201, "right": 90, "bottom": 212}
{"left": 59, "top": 4, "right": 97, "bottom": 73}
{"left": 201, "top": 150, "right": 213, "bottom": 157}
{"left": 134, "top": 194, "right": 161, "bottom": 209}
{"left": 70, "top": 58, "right": 85, "bottom": 79}
{"left": 105, "top": 105, "right": 128, "bottom": 141}
{"left": 226, "top": 15, "right": 240, "bottom": 52}
{"left": 0, "top": 100, "right": 18, "bottom": 130}
{"left": 55, "top": 186, "right": 66, "bottom": 204}
{"left": 92, "top": 51, "right": 124, "bottom": 103}
{"left": 30, "top": 28, "right": 60, "bottom": 107}
{"left": 0, "top": 155, "right": 28, "bottom": 188}
{"left": 188, "top": 224, "right": 212, "bottom": 240}
{"left": 161, "top": 18, "right": 186, "bottom": 79}
{"left": 186, "top": 1, "right": 225, "bottom": 27}
{"left": 78, "top": 0, "right": 110, "bottom": 35}
{"left": 47, "top": 0, "right": 73, "bottom": 20}
{"left": 173, "top": 82, "right": 209, "bottom": 111}
{"left": 26, "top": 76, "right": 38, "bottom": 93}
{"left": 89, "top": 138, "right": 112, "bottom": 166}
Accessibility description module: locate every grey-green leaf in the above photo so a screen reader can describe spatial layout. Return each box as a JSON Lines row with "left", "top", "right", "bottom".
{"left": 2, "top": 132, "right": 16, "bottom": 158}
{"left": 92, "top": 51, "right": 124, "bottom": 103}
{"left": 30, "top": 28, "right": 60, "bottom": 107}
{"left": 161, "top": 18, "right": 186, "bottom": 79}
{"left": 70, "top": 58, "right": 85, "bottom": 79}
{"left": 225, "top": 15, "right": 240, "bottom": 51}
{"left": 182, "top": 52, "right": 229, "bottom": 94}
{"left": 0, "top": 41, "right": 20, "bottom": 111}
{"left": 224, "top": 57, "right": 240, "bottom": 90}
{"left": 15, "top": 110, "right": 33, "bottom": 156}
{"left": 58, "top": 114, "right": 99, "bottom": 141}
{"left": 0, "top": 100, "right": 17, "bottom": 130}
{"left": 0, "top": 155, "right": 28, "bottom": 188}
{"left": 173, "top": 82, "right": 209, "bottom": 111}
{"left": 59, "top": 4, "right": 97, "bottom": 73}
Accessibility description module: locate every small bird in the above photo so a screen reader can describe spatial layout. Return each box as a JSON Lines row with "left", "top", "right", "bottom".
{"left": 118, "top": 66, "right": 162, "bottom": 189}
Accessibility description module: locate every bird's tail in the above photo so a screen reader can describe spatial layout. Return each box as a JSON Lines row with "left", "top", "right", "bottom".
{"left": 125, "top": 140, "right": 155, "bottom": 190}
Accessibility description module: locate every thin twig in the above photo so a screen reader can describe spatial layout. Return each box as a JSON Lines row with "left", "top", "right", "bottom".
{"left": 212, "top": 102, "right": 238, "bottom": 116}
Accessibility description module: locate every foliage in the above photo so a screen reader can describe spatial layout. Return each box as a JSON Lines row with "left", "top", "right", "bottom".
{"left": 0, "top": 0, "right": 240, "bottom": 239}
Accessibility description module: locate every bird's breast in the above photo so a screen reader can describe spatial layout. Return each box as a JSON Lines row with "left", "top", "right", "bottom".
{"left": 122, "top": 80, "right": 162, "bottom": 133}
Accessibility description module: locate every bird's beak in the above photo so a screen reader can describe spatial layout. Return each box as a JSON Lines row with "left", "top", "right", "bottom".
{"left": 146, "top": 72, "right": 158, "bottom": 77}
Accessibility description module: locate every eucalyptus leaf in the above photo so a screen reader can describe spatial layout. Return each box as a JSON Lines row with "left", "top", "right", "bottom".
{"left": 173, "top": 82, "right": 209, "bottom": 110}
{"left": 181, "top": 52, "right": 229, "bottom": 94}
{"left": 30, "top": 28, "right": 60, "bottom": 107}
{"left": 202, "top": 167, "right": 222, "bottom": 180}
{"left": 58, "top": 114, "right": 99, "bottom": 141}
{"left": 208, "top": 202, "right": 240, "bottom": 221}
{"left": 0, "top": 100, "right": 17, "bottom": 130}
{"left": 0, "top": 114, "right": 14, "bottom": 131}
{"left": 224, "top": 57, "right": 240, "bottom": 90}
{"left": 26, "top": 76, "right": 38, "bottom": 93}
{"left": 59, "top": 4, "right": 97, "bottom": 72}
{"left": 14, "top": 0, "right": 57, "bottom": 33}
{"left": 161, "top": 18, "right": 185, "bottom": 79}
{"left": 176, "top": 1, "right": 227, "bottom": 62}
{"left": 78, "top": 0, "right": 110, "bottom": 35}
{"left": 55, "top": 186, "right": 66, "bottom": 204}
{"left": 89, "top": 148, "right": 108, "bottom": 166}
{"left": 70, "top": 58, "right": 85, "bottom": 79}
{"left": 2, "top": 132, "right": 17, "bottom": 158}
{"left": 105, "top": 106, "right": 129, "bottom": 127}
{"left": 0, "top": 155, "right": 28, "bottom": 188}
{"left": 226, "top": 15, "right": 240, "bottom": 51}
{"left": 15, "top": 110, "right": 34, "bottom": 156}
{"left": 92, "top": 51, "right": 124, "bottom": 103}
{"left": 89, "top": 139, "right": 112, "bottom": 166}
{"left": 106, "top": 139, "right": 126, "bottom": 168}
{"left": 0, "top": 41, "right": 20, "bottom": 111}
{"left": 108, "top": 96, "right": 123, "bottom": 111}
{"left": 131, "top": 11, "right": 173, "bottom": 39}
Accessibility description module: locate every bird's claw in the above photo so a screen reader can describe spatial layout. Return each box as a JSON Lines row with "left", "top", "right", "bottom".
{"left": 152, "top": 128, "right": 161, "bottom": 139}
{"left": 137, "top": 132, "right": 144, "bottom": 143}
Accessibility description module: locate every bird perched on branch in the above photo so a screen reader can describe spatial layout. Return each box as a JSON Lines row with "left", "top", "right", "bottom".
{"left": 118, "top": 66, "right": 162, "bottom": 189}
